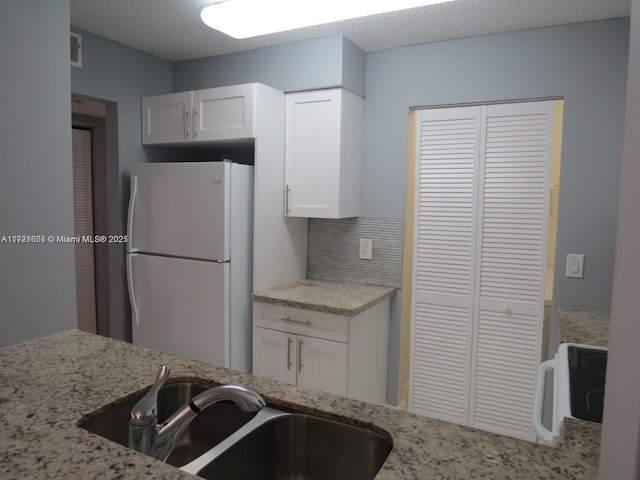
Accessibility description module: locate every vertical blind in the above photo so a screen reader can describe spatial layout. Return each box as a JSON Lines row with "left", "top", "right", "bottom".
{"left": 72, "top": 127, "right": 97, "bottom": 334}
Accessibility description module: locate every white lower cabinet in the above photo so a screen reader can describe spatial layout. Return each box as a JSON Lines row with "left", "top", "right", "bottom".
{"left": 253, "top": 327, "right": 348, "bottom": 396}
{"left": 252, "top": 300, "right": 389, "bottom": 404}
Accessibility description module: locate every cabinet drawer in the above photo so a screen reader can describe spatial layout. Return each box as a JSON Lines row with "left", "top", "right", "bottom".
{"left": 253, "top": 302, "right": 349, "bottom": 343}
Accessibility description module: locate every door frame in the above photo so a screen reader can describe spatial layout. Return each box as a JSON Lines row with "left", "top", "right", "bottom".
{"left": 72, "top": 95, "right": 124, "bottom": 339}
{"left": 397, "top": 97, "right": 564, "bottom": 409}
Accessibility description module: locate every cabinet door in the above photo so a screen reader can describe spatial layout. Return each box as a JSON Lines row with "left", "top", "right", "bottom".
{"left": 285, "top": 89, "right": 342, "bottom": 218}
{"left": 252, "top": 327, "right": 297, "bottom": 386}
{"left": 284, "top": 89, "right": 362, "bottom": 218}
{"left": 410, "top": 106, "right": 480, "bottom": 426}
{"left": 193, "top": 84, "right": 255, "bottom": 141}
{"left": 297, "top": 335, "right": 348, "bottom": 396}
{"left": 142, "top": 92, "right": 192, "bottom": 144}
{"left": 470, "top": 101, "right": 553, "bottom": 441}
{"left": 130, "top": 254, "right": 228, "bottom": 367}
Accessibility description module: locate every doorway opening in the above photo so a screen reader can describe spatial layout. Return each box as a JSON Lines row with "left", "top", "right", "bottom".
{"left": 72, "top": 125, "right": 97, "bottom": 333}
{"left": 71, "top": 94, "right": 123, "bottom": 339}
{"left": 398, "top": 98, "right": 564, "bottom": 440}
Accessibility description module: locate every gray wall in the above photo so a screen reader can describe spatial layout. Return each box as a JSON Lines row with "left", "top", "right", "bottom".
{"left": 71, "top": 29, "right": 173, "bottom": 340}
{"left": 0, "top": 0, "right": 76, "bottom": 347}
{"left": 341, "top": 36, "right": 367, "bottom": 96}
{"left": 600, "top": 0, "right": 640, "bottom": 475}
{"left": 363, "top": 19, "right": 629, "bottom": 316}
{"left": 173, "top": 36, "right": 366, "bottom": 95}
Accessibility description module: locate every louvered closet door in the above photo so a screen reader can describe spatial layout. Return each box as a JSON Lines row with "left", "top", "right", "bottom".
{"left": 409, "top": 106, "right": 481, "bottom": 424}
{"left": 410, "top": 101, "right": 552, "bottom": 441}
{"left": 470, "top": 101, "right": 553, "bottom": 441}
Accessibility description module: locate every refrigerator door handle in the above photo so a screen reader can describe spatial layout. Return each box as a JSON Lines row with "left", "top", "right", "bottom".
{"left": 127, "top": 175, "right": 138, "bottom": 253}
{"left": 127, "top": 253, "right": 139, "bottom": 327}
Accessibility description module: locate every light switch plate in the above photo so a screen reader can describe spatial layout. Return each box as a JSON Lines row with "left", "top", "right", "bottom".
{"left": 359, "top": 238, "right": 373, "bottom": 260}
{"left": 566, "top": 254, "right": 585, "bottom": 278}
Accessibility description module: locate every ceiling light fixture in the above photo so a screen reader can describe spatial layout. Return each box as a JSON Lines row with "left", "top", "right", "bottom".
{"left": 201, "top": 0, "right": 453, "bottom": 39}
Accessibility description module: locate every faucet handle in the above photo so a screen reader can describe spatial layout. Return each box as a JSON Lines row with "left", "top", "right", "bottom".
{"left": 130, "top": 364, "right": 170, "bottom": 427}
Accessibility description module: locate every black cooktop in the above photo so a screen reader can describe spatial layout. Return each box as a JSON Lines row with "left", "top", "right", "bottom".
{"left": 568, "top": 346, "right": 608, "bottom": 423}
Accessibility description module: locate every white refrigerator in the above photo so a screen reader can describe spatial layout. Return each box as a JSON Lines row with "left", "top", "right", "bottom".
{"left": 126, "top": 161, "right": 253, "bottom": 372}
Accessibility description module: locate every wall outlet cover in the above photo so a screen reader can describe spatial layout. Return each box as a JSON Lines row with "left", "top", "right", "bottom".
{"left": 359, "top": 238, "right": 373, "bottom": 260}
{"left": 566, "top": 253, "right": 585, "bottom": 278}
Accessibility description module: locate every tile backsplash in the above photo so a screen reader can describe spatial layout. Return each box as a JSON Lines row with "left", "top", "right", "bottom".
{"left": 307, "top": 217, "right": 404, "bottom": 288}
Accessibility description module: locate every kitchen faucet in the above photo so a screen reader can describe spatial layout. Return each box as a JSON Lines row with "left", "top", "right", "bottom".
{"left": 128, "top": 365, "right": 266, "bottom": 462}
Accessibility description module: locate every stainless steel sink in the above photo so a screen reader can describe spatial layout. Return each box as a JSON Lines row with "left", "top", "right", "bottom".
{"left": 80, "top": 381, "right": 392, "bottom": 479}
{"left": 185, "top": 408, "right": 393, "bottom": 480}
{"left": 78, "top": 382, "right": 259, "bottom": 467}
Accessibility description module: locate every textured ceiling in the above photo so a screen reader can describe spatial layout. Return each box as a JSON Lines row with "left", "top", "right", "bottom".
{"left": 70, "top": 0, "right": 630, "bottom": 62}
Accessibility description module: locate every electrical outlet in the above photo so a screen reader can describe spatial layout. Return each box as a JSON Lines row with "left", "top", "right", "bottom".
{"left": 359, "top": 238, "right": 373, "bottom": 260}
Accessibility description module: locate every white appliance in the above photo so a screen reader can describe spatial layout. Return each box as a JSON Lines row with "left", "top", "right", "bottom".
{"left": 126, "top": 161, "right": 253, "bottom": 372}
{"left": 533, "top": 343, "right": 608, "bottom": 446}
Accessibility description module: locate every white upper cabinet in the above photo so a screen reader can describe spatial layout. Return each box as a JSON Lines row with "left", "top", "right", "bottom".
{"left": 284, "top": 88, "right": 363, "bottom": 218}
{"left": 142, "top": 84, "right": 255, "bottom": 145}
{"left": 142, "top": 92, "right": 193, "bottom": 144}
{"left": 193, "top": 84, "right": 255, "bottom": 141}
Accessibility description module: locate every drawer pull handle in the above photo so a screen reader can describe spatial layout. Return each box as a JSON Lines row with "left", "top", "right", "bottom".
{"left": 281, "top": 317, "right": 311, "bottom": 326}
{"left": 298, "top": 339, "right": 304, "bottom": 373}
{"left": 286, "top": 337, "right": 293, "bottom": 370}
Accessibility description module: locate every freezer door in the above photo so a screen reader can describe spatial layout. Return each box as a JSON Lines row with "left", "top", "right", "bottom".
{"left": 128, "top": 162, "right": 230, "bottom": 261}
{"left": 129, "top": 253, "right": 230, "bottom": 367}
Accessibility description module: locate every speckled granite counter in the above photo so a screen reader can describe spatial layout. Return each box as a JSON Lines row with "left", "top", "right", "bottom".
{"left": 560, "top": 308, "right": 610, "bottom": 347}
{"left": 0, "top": 330, "right": 599, "bottom": 479}
{"left": 252, "top": 280, "right": 395, "bottom": 316}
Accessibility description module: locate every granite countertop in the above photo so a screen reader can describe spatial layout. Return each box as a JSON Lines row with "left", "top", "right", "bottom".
{"left": 0, "top": 330, "right": 599, "bottom": 479}
{"left": 559, "top": 308, "right": 610, "bottom": 347}
{"left": 252, "top": 279, "right": 396, "bottom": 316}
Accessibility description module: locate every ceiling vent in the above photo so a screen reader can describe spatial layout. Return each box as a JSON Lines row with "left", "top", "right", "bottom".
{"left": 70, "top": 32, "right": 82, "bottom": 68}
